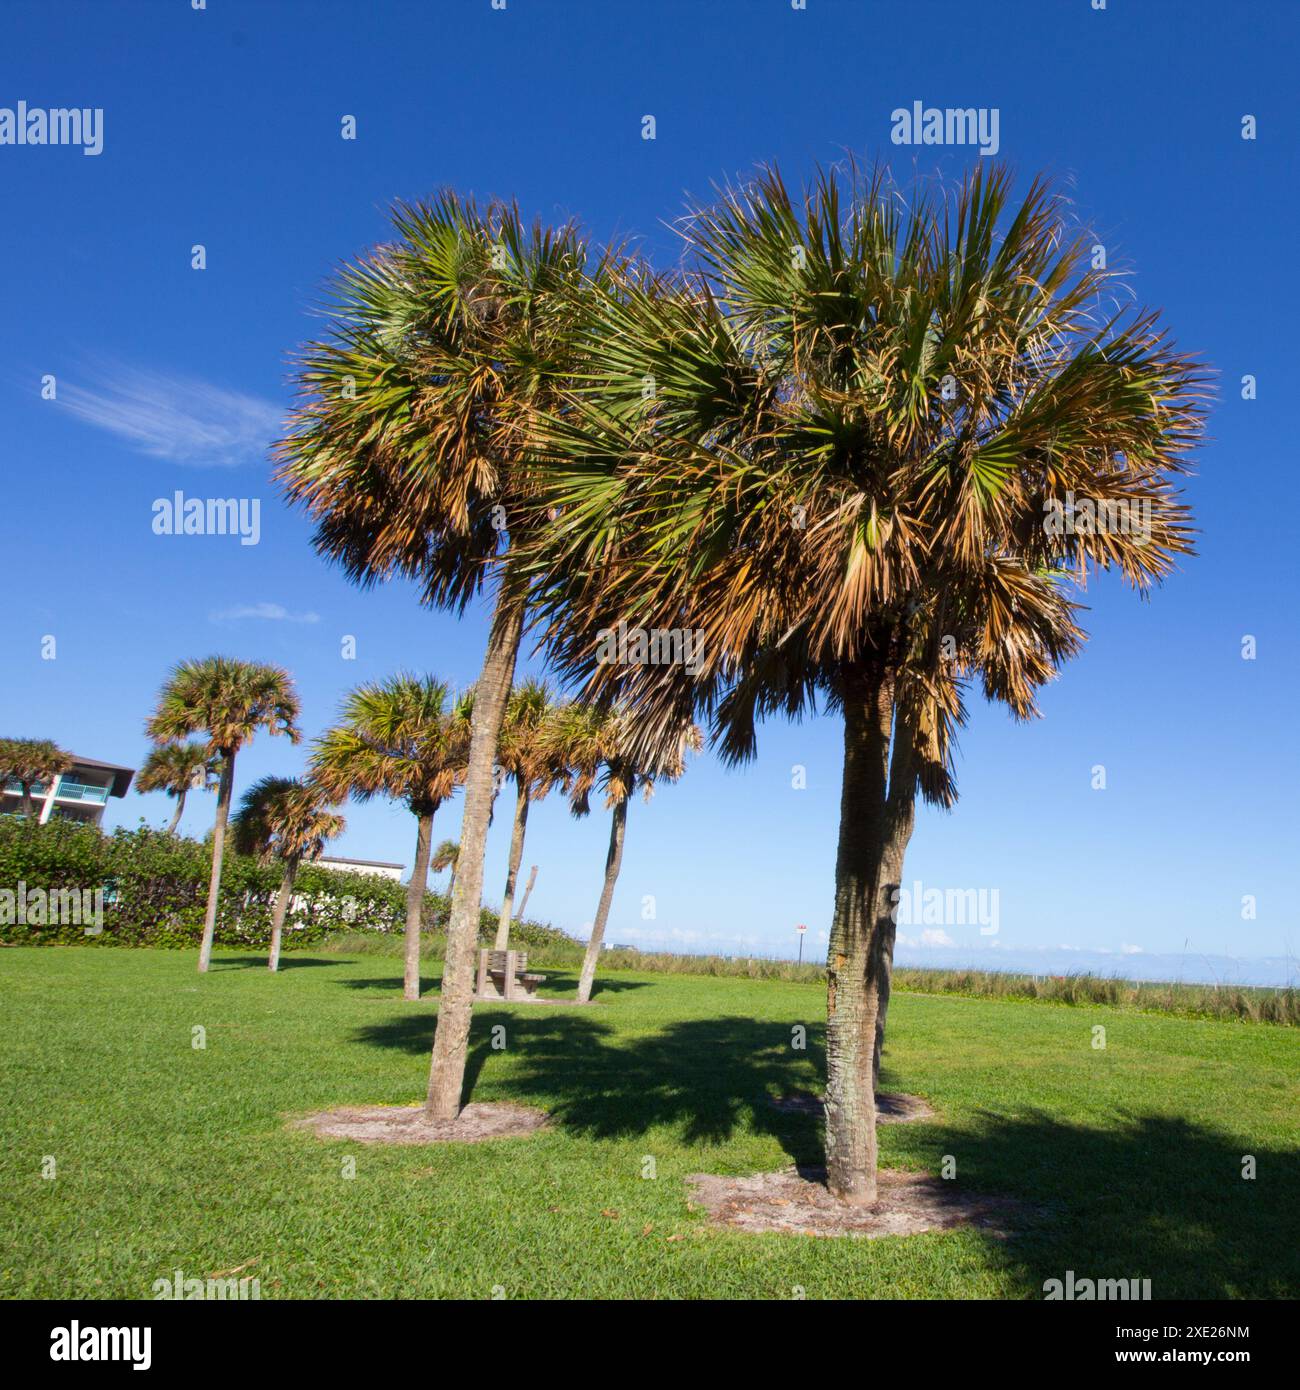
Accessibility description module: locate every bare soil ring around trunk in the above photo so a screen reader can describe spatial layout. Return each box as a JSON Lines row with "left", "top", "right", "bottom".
{"left": 687, "top": 1166, "right": 1028, "bottom": 1239}
{"left": 292, "top": 1102, "right": 549, "bottom": 1145}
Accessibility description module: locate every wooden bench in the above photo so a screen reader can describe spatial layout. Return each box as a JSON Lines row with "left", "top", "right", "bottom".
{"left": 475, "top": 948, "right": 547, "bottom": 1001}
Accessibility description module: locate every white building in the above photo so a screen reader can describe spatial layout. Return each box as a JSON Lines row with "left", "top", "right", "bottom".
{"left": 1, "top": 755, "right": 135, "bottom": 828}
{"left": 314, "top": 855, "right": 405, "bottom": 882}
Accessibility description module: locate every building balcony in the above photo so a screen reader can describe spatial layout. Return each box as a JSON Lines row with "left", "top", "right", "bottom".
{"left": 3, "top": 777, "right": 110, "bottom": 806}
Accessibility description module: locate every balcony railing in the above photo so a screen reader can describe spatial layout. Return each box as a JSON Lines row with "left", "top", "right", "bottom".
{"left": 3, "top": 778, "right": 110, "bottom": 805}
{"left": 2, "top": 778, "right": 49, "bottom": 797}
{"left": 54, "top": 781, "right": 110, "bottom": 805}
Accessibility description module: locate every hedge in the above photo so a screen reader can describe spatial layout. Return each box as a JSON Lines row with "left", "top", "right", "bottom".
{"left": 0, "top": 818, "right": 575, "bottom": 952}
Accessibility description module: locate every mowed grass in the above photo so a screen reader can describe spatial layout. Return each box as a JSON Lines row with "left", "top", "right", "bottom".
{"left": 1, "top": 947, "right": 1296, "bottom": 1300}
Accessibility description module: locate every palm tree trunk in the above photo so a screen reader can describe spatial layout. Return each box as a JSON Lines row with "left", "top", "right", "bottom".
{"left": 198, "top": 752, "right": 235, "bottom": 974}
{"left": 20, "top": 782, "right": 34, "bottom": 820}
{"left": 575, "top": 797, "right": 628, "bottom": 1005}
{"left": 268, "top": 859, "right": 297, "bottom": 972}
{"left": 492, "top": 780, "right": 531, "bottom": 951}
{"left": 872, "top": 703, "right": 917, "bottom": 1092}
{"left": 426, "top": 583, "right": 526, "bottom": 1119}
{"left": 404, "top": 808, "right": 435, "bottom": 1001}
{"left": 822, "top": 673, "right": 917, "bottom": 1204}
{"left": 167, "top": 790, "right": 187, "bottom": 835}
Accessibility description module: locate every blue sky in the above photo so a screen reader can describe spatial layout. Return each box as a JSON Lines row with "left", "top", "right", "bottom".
{"left": 2, "top": 0, "right": 1297, "bottom": 978}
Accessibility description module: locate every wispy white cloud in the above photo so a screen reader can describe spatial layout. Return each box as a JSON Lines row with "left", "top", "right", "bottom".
{"left": 1120, "top": 943, "right": 1144, "bottom": 955}
{"left": 210, "top": 602, "right": 320, "bottom": 625}
{"left": 58, "top": 363, "right": 281, "bottom": 467}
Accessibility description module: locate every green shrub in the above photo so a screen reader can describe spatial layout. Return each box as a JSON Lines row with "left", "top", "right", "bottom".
{"left": 0, "top": 818, "right": 581, "bottom": 954}
{"left": 0, "top": 819, "right": 406, "bottom": 948}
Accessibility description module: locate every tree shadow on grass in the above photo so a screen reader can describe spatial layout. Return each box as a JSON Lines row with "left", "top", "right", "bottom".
{"left": 336, "top": 969, "right": 649, "bottom": 998}
{"left": 339, "top": 975, "right": 439, "bottom": 995}
{"left": 920, "top": 1108, "right": 1300, "bottom": 1299}
{"left": 353, "top": 1010, "right": 826, "bottom": 1159}
{"left": 211, "top": 955, "right": 346, "bottom": 970}
{"left": 520, "top": 970, "right": 648, "bottom": 997}
{"left": 349, "top": 1008, "right": 1300, "bottom": 1296}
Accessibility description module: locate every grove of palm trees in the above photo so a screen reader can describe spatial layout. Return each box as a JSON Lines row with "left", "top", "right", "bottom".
{"left": 6, "top": 0, "right": 1294, "bottom": 1344}
{"left": 272, "top": 163, "right": 1203, "bottom": 1206}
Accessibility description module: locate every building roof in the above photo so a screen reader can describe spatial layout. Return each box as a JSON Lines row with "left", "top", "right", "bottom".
{"left": 317, "top": 855, "right": 406, "bottom": 870}
{"left": 69, "top": 756, "right": 135, "bottom": 798}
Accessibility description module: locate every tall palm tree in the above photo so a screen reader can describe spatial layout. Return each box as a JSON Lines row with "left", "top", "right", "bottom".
{"left": 230, "top": 776, "right": 345, "bottom": 971}
{"left": 527, "top": 163, "right": 1205, "bottom": 1201}
{"left": 553, "top": 705, "right": 700, "bottom": 1004}
{"left": 0, "top": 737, "right": 73, "bottom": 819}
{"left": 146, "top": 657, "right": 301, "bottom": 973}
{"left": 490, "top": 680, "right": 568, "bottom": 950}
{"left": 136, "top": 741, "right": 219, "bottom": 834}
{"left": 311, "top": 675, "right": 471, "bottom": 1002}
{"left": 431, "top": 839, "right": 459, "bottom": 901}
{"left": 276, "top": 192, "right": 600, "bottom": 1119}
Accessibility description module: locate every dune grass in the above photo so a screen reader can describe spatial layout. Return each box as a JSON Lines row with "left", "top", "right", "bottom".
{"left": 325, "top": 929, "right": 1300, "bottom": 1026}
{"left": 1, "top": 946, "right": 1296, "bottom": 1299}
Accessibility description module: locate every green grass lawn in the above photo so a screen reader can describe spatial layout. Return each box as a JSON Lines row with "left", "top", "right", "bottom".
{"left": 1, "top": 946, "right": 1296, "bottom": 1299}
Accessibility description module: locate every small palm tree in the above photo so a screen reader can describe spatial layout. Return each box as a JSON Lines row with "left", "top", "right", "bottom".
{"left": 230, "top": 776, "right": 345, "bottom": 972}
{"left": 311, "top": 675, "right": 471, "bottom": 1001}
{"left": 136, "top": 741, "right": 218, "bottom": 834}
{"left": 277, "top": 193, "right": 602, "bottom": 1119}
{"left": 0, "top": 738, "right": 73, "bottom": 819}
{"left": 430, "top": 839, "right": 460, "bottom": 900}
{"left": 146, "top": 657, "right": 302, "bottom": 972}
{"left": 553, "top": 705, "right": 700, "bottom": 1004}
{"left": 528, "top": 163, "right": 1205, "bottom": 1201}
{"left": 490, "top": 681, "right": 568, "bottom": 950}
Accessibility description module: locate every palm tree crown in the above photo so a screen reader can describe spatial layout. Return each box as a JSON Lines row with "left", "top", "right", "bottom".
{"left": 146, "top": 656, "right": 301, "bottom": 757}
{"left": 0, "top": 737, "right": 73, "bottom": 799}
{"left": 310, "top": 675, "right": 470, "bottom": 814}
{"left": 550, "top": 703, "right": 701, "bottom": 815}
{"left": 528, "top": 163, "right": 1205, "bottom": 803}
{"left": 496, "top": 680, "right": 568, "bottom": 798}
{"left": 431, "top": 839, "right": 459, "bottom": 875}
{"left": 275, "top": 191, "right": 596, "bottom": 608}
{"left": 136, "top": 742, "right": 218, "bottom": 799}
{"left": 230, "top": 776, "right": 345, "bottom": 866}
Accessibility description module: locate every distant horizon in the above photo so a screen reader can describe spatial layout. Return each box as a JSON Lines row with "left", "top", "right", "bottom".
{"left": 594, "top": 938, "right": 1298, "bottom": 990}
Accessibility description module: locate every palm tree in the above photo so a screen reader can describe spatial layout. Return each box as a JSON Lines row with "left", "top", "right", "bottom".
{"left": 431, "top": 838, "right": 459, "bottom": 901}
{"left": 311, "top": 675, "right": 471, "bottom": 1002}
{"left": 276, "top": 192, "right": 599, "bottom": 1119}
{"left": 230, "top": 777, "right": 345, "bottom": 971}
{"left": 146, "top": 657, "right": 302, "bottom": 973}
{"left": 136, "top": 741, "right": 218, "bottom": 834}
{"left": 527, "top": 164, "right": 1205, "bottom": 1201}
{"left": 0, "top": 738, "right": 73, "bottom": 819}
{"left": 490, "top": 680, "right": 568, "bottom": 950}
{"left": 553, "top": 705, "right": 700, "bottom": 1004}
